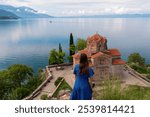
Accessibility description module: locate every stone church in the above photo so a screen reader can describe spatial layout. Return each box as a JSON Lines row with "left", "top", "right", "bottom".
{"left": 72, "top": 33, "right": 125, "bottom": 81}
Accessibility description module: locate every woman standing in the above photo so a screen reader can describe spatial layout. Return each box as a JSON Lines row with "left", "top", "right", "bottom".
{"left": 70, "top": 53, "right": 95, "bottom": 100}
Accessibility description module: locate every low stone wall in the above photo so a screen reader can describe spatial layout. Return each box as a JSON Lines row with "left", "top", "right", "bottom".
{"left": 24, "top": 76, "right": 53, "bottom": 100}
{"left": 111, "top": 65, "right": 124, "bottom": 77}
{"left": 48, "top": 78, "right": 65, "bottom": 99}
{"left": 125, "top": 65, "right": 150, "bottom": 85}
{"left": 24, "top": 72, "right": 53, "bottom": 100}
{"left": 46, "top": 63, "right": 73, "bottom": 68}
{"left": 24, "top": 63, "right": 73, "bottom": 100}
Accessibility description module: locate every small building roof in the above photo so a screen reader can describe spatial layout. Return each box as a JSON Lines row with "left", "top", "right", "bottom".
{"left": 112, "top": 59, "right": 126, "bottom": 65}
{"left": 72, "top": 53, "right": 80, "bottom": 59}
{"left": 108, "top": 48, "right": 121, "bottom": 56}
{"left": 73, "top": 48, "right": 122, "bottom": 59}
{"left": 73, "top": 48, "right": 91, "bottom": 59}
{"left": 91, "top": 52, "right": 111, "bottom": 59}
{"left": 78, "top": 48, "right": 88, "bottom": 54}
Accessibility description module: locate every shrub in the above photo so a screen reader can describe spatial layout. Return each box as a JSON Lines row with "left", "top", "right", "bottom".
{"left": 93, "top": 78, "right": 150, "bottom": 100}
{"left": 9, "top": 87, "right": 30, "bottom": 100}
{"left": 25, "top": 76, "right": 43, "bottom": 91}
{"left": 98, "top": 77, "right": 122, "bottom": 100}
{"left": 130, "top": 63, "right": 147, "bottom": 74}
{"left": 128, "top": 53, "right": 145, "bottom": 66}
{"left": 146, "top": 74, "right": 150, "bottom": 79}
{"left": 53, "top": 80, "right": 72, "bottom": 98}
{"left": 41, "top": 94, "right": 48, "bottom": 100}
{"left": 54, "top": 77, "right": 63, "bottom": 86}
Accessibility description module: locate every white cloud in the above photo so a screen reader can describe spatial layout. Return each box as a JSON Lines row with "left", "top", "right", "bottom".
{"left": 0, "top": 0, "right": 150, "bottom": 16}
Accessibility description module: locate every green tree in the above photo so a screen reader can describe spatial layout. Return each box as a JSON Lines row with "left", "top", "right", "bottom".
{"left": 67, "top": 56, "right": 73, "bottom": 63}
{"left": 59, "top": 43, "right": 62, "bottom": 53}
{"left": 9, "top": 87, "right": 30, "bottom": 100}
{"left": 69, "top": 33, "right": 75, "bottom": 56}
{"left": 8, "top": 64, "right": 33, "bottom": 87}
{"left": 49, "top": 49, "right": 65, "bottom": 65}
{"left": 68, "top": 44, "right": 75, "bottom": 62}
{"left": 38, "top": 68, "right": 43, "bottom": 73}
{"left": 0, "top": 64, "right": 43, "bottom": 100}
{"left": 58, "top": 51, "right": 65, "bottom": 64}
{"left": 76, "top": 38, "right": 86, "bottom": 51}
{"left": 49, "top": 49, "right": 59, "bottom": 65}
{"left": 58, "top": 43, "right": 65, "bottom": 64}
{"left": 128, "top": 53, "right": 145, "bottom": 66}
{"left": 130, "top": 63, "right": 147, "bottom": 74}
{"left": 38, "top": 67, "right": 43, "bottom": 78}
{"left": 25, "top": 76, "right": 43, "bottom": 91}
{"left": 0, "top": 76, "right": 9, "bottom": 99}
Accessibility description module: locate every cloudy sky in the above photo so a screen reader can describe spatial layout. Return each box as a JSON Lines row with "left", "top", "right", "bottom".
{"left": 0, "top": 0, "right": 150, "bottom": 16}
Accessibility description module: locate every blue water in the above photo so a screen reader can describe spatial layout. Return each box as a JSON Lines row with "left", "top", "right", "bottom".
{"left": 0, "top": 18, "right": 150, "bottom": 72}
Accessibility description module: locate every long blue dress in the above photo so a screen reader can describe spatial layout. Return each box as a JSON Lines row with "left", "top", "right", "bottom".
{"left": 70, "top": 64, "right": 94, "bottom": 100}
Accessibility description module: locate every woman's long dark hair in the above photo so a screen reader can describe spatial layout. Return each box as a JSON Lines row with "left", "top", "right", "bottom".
{"left": 79, "top": 53, "right": 89, "bottom": 75}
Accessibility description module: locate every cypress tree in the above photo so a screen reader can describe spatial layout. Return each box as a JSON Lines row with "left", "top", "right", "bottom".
{"left": 59, "top": 43, "right": 62, "bottom": 53}
{"left": 69, "top": 33, "right": 75, "bottom": 56}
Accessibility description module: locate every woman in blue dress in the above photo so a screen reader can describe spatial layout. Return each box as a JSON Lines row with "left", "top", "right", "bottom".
{"left": 70, "top": 53, "right": 95, "bottom": 100}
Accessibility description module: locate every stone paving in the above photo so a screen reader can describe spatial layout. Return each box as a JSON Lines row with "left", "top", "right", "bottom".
{"left": 122, "top": 70, "right": 150, "bottom": 87}
{"left": 33, "top": 66, "right": 75, "bottom": 100}
{"left": 33, "top": 65, "right": 150, "bottom": 100}
{"left": 52, "top": 65, "right": 75, "bottom": 88}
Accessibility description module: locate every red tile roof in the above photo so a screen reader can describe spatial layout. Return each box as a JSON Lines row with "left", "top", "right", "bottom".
{"left": 73, "top": 48, "right": 92, "bottom": 59}
{"left": 91, "top": 52, "right": 111, "bottom": 59}
{"left": 78, "top": 48, "right": 88, "bottom": 54}
{"left": 108, "top": 48, "right": 121, "bottom": 56}
{"left": 73, "top": 48, "right": 122, "bottom": 59}
{"left": 87, "top": 34, "right": 107, "bottom": 43}
{"left": 72, "top": 53, "right": 80, "bottom": 58}
{"left": 112, "top": 59, "right": 126, "bottom": 65}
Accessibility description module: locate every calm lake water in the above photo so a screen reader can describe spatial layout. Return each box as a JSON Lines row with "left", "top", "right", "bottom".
{"left": 0, "top": 18, "right": 150, "bottom": 72}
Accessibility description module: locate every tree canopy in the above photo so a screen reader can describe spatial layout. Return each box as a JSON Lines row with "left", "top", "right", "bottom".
{"left": 0, "top": 64, "right": 43, "bottom": 100}
{"left": 128, "top": 53, "right": 145, "bottom": 66}
{"left": 8, "top": 64, "right": 33, "bottom": 86}
{"left": 76, "top": 38, "right": 86, "bottom": 51}
{"left": 49, "top": 48, "right": 65, "bottom": 65}
{"left": 49, "top": 49, "right": 59, "bottom": 65}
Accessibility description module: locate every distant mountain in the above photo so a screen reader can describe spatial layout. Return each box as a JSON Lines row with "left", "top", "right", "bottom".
{"left": 88, "top": 14, "right": 150, "bottom": 18}
{"left": 0, "top": 9, "right": 19, "bottom": 19}
{"left": 0, "top": 5, "right": 52, "bottom": 18}
{"left": 58, "top": 14, "right": 150, "bottom": 18}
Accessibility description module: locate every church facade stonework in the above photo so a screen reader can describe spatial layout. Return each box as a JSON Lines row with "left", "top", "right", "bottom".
{"left": 73, "top": 34, "right": 125, "bottom": 81}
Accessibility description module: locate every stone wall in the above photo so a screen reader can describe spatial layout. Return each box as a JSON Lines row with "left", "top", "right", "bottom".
{"left": 93, "top": 56, "right": 111, "bottom": 81}
{"left": 111, "top": 65, "right": 124, "bottom": 78}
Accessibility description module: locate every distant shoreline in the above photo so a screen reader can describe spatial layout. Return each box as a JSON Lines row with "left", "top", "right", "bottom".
{"left": 54, "top": 14, "right": 150, "bottom": 18}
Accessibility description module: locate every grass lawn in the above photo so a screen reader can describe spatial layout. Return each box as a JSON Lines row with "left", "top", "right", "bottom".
{"left": 93, "top": 79, "right": 150, "bottom": 100}
{"left": 52, "top": 78, "right": 72, "bottom": 98}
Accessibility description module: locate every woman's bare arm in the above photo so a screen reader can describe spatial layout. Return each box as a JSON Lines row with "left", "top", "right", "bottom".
{"left": 89, "top": 77, "right": 95, "bottom": 88}
{"left": 89, "top": 77, "right": 94, "bottom": 83}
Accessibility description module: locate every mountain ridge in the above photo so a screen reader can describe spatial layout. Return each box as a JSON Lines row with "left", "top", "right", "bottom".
{"left": 0, "top": 9, "right": 19, "bottom": 19}
{"left": 0, "top": 4, "right": 52, "bottom": 19}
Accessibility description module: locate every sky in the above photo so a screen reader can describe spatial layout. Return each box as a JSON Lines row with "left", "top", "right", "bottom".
{"left": 0, "top": 0, "right": 150, "bottom": 16}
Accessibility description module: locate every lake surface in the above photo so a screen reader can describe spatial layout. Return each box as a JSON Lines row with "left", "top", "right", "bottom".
{"left": 0, "top": 18, "right": 150, "bottom": 72}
